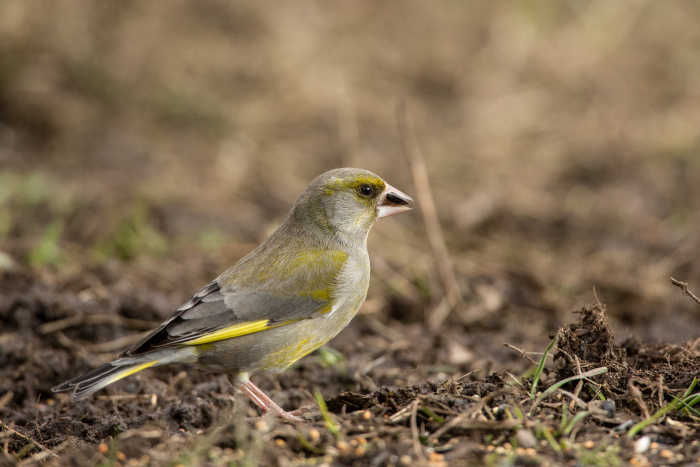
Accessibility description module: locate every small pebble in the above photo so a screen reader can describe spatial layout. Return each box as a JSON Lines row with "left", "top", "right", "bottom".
{"left": 254, "top": 420, "right": 267, "bottom": 431}
{"left": 116, "top": 451, "right": 127, "bottom": 461}
{"left": 362, "top": 410, "right": 371, "bottom": 420}
{"left": 354, "top": 446, "right": 366, "bottom": 456}
{"left": 649, "top": 442, "right": 659, "bottom": 450}
{"left": 634, "top": 436, "right": 651, "bottom": 454}
{"left": 275, "top": 439, "right": 286, "bottom": 447}
{"left": 399, "top": 455, "right": 412, "bottom": 465}
{"left": 601, "top": 400, "right": 616, "bottom": 418}
{"left": 582, "top": 440, "right": 595, "bottom": 449}
{"left": 659, "top": 449, "right": 673, "bottom": 459}
{"left": 516, "top": 429, "right": 536, "bottom": 449}
{"left": 336, "top": 440, "right": 351, "bottom": 454}
{"left": 428, "top": 452, "right": 445, "bottom": 464}
{"left": 97, "top": 443, "right": 109, "bottom": 455}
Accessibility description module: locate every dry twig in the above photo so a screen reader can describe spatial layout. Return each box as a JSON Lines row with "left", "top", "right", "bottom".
{"left": 503, "top": 343, "right": 540, "bottom": 366}
{"left": 570, "top": 355, "right": 584, "bottom": 411}
{"left": 39, "top": 314, "right": 157, "bottom": 334}
{"left": 628, "top": 378, "right": 650, "bottom": 419}
{"left": 396, "top": 103, "right": 463, "bottom": 329}
{"left": 670, "top": 277, "right": 700, "bottom": 305}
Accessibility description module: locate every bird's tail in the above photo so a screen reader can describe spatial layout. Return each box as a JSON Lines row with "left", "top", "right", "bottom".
{"left": 52, "top": 358, "right": 159, "bottom": 401}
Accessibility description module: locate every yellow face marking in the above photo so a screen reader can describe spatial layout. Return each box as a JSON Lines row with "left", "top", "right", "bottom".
{"left": 324, "top": 174, "right": 386, "bottom": 196}
{"left": 108, "top": 361, "right": 158, "bottom": 384}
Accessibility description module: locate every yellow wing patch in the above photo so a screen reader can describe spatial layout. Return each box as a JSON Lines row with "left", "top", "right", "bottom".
{"left": 185, "top": 319, "right": 299, "bottom": 346}
{"left": 107, "top": 361, "right": 158, "bottom": 385}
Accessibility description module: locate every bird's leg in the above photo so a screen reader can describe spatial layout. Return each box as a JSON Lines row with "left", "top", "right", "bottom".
{"left": 238, "top": 381, "right": 305, "bottom": 423}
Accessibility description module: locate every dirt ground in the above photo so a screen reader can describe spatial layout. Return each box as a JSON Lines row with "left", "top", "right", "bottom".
{"left": 2, "top": 2, "right": 700, "bottom": 466}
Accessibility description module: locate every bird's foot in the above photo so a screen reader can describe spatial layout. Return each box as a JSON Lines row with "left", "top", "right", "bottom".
{"left": 238, "top": 380, "right": 312, "bottom": 423}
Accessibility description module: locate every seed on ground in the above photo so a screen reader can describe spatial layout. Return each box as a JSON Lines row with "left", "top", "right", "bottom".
{"left": 336, "top": 440, "right": 351, "bottom": 453}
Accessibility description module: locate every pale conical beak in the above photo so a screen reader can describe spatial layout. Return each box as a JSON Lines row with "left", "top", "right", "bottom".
{"left": 377, "top": 183, "right": 413, "bottom": 219}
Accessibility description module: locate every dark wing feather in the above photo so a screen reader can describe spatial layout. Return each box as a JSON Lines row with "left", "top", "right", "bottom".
{"left": 120, "top": 280, "right": 330, "bottom": 357}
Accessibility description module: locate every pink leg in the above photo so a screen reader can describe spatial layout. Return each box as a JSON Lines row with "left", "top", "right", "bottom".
{"left": 238, "top": 381, "right": 306, "bottom": 423}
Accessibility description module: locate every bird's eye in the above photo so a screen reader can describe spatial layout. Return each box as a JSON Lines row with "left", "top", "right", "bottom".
{"left": 359, "top": 184, "right": 373, "bottom": 197}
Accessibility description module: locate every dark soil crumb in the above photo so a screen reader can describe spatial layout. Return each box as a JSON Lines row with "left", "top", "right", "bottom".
{"left": 555, "top": 303, "right": 624, "bottom": 374}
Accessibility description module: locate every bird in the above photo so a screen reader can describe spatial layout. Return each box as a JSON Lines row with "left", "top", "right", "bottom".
{"left": 52, "top": 168, "right": 413, "bottom": 422}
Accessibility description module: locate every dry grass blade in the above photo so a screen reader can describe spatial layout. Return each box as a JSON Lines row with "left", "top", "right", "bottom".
{"left": 396, "top": 102, "right": 463, "bottom": 329}
{"left": 503, "top": 343, "right": 540, "bottom": 366}
{"left": 88, "top": 331, "right": 151, "bottom": 353}
{"left": 431, "top": 415, "right": 521, "bottom": 440}
{"left": 39, "top": 314, "right": 157, "bottom": 334}
{"left": 0, "top": 393, "right": 12, "bottom": 411}
{"left": 409, "top": 399, "right": 427, "bottom": 462}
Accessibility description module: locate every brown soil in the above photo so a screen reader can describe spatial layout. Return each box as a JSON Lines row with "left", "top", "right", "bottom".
{"left": 2, "top": 269, "right": 700, "bottom": 466}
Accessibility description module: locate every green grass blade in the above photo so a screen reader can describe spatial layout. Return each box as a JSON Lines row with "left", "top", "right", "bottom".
{"left": 530, "top": 337, "right": 557, "bottom": 399}
{"left": 314, "top": 390, "right": 341, "bottom": 439}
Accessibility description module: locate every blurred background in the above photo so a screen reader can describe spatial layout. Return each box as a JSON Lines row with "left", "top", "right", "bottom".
{"left": 1, "top": 0, "right": 700, "bottom": 373}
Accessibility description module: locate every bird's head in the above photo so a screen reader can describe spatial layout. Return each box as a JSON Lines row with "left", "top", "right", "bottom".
{"left": 290, "top": 168, "right": 413, "bottom": 245}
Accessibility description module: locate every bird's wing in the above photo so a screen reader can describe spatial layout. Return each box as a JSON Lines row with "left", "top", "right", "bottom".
{"left": 120, "top": 248, "right": 348, "bottom": 357}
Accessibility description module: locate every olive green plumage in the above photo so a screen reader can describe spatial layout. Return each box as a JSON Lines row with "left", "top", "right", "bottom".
{"left": 53, "top": 168, "right": 412, "bottom": 421}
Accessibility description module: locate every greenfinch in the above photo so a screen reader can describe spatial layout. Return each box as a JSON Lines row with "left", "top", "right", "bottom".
{"left": 53, "top": 168, "right": 412, "bottom": 421}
